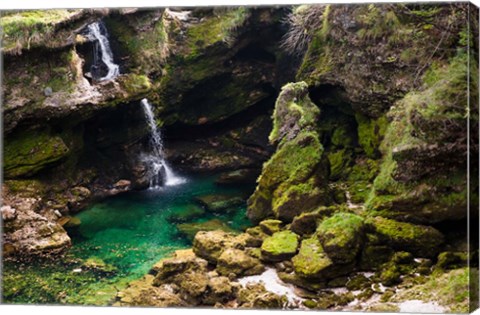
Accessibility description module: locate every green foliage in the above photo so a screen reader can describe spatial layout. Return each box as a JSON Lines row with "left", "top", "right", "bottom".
{"left": 355, "top": 114, "right": 389, "bottom": 159}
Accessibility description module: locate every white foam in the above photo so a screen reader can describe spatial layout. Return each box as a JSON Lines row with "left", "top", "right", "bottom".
{"left": 238, "top": 268, "right": 303, "bottom": 305}
{"left": 399, "top": 300, "right": 446, "bottom": 313}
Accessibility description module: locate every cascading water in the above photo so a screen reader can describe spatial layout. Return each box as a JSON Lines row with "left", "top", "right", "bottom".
{"left": 86, "top": 21, "right": 120, "bottom": 81}
{"left": 141, "top": 98, "right": 186, "bottom": 188}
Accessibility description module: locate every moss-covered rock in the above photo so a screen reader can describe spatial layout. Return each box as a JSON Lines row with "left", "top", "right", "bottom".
{"left": 261, "top": 230, "right": 299, "bottom": 262}
{"left": 259, "top": 219, "right": 283, "bottom": 235}
{"left": 290, "top": 206, "right": 334, "bottom": 236}
{"left": 216, "top": 248, "right": 265, "bottom": 277}
{"left": 291, "top": 236, "right": 355, "bottom": 280}
{"left": 192, "top": 230, "right": 247, "bottom": 264}
{"left": 355, "top": 114, "right": 388, "bottom": 159}
{"left": 436, "top": 252, "right": 469, "bottom": 270}
{"left": 359, "top": 244, "right": 394, "bottom": 271}
{"left": 365, "top": 216, "right": 444, "bottom": 257}
{"left": 237, "top": 283, "right": 287, "bottom": 309}
{"left": 316, "top": 212, "right": 365, "bottom": 263}
{"left": 248, "top": 82, "right": 331, "bottom": 224}
{"left": 4, "top": 128, "right": 70, "bottom": 178}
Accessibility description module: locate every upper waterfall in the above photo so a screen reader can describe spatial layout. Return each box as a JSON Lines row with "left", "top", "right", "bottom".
{"left": 140, "top": 98, "right": 186, "bottom": 188}
{"left": 86, "top": 21, "right": 120, "bottom": 81}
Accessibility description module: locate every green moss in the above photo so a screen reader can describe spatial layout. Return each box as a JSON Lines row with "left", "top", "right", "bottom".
{"left": 316, "top": 212, "right": 365, "bottom": 263}
{"left": 4, "top": 179, "right": 46, "bottom": 197}
{"left": 119, "top": 74, "right": 151, "bottom": 95}
{"left": 392, "top": 268, "right": 472, "bottom": 313}
{"left": 261, "top": 230, "right": 299, "bottom": 262}
{"left": 355, "top": 114, "right": 389, "bottom": 159}
{"left": 269, "top": 82, "right": 320, "bottom": 144}
{"left": 4, "top": 128, "right": 70, "bottom": 178}
{"left": 327, "top": 149, "right": 353, "bottom": 181}
{"left": 365, "top": 216, "right": 444, "bottom": 257}
{"left": 0, "top": 9, "right": 80, "bottom": 52}
{"left": 272, "top": 176, "right": 328, "bottom": 222}
{"left": 254, "top": 131, "right": 325, "bottom": 208}
{"left": 185, "top": 8, "right": 248, "bottom": 56}
{"left": 105, "top": 12, "right": 168, "bottom": 74}
{"left": 292, "top": 237, "right": 333, "bottom": 278}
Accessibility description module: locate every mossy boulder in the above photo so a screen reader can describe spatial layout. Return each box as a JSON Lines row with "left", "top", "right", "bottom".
{"left": 4, "top": 128, "right": 70, "bottom": 178}
{"left": 316, "top": 212, "right": 365, "bottom": 263}
{"left": 259, "top": 219, "right": 283, "bottom": 235}
{"left": 290, "top": 207, "right": 334, "bottom": 235}
{"left": 291, "top": 237, "right": 355, "bottom": 280}
{"left": 359, "top": 244, "right": 394, "bottom": 271}
{"left": 260, "top": 230, "right": 299, "bottom": 262}
{"left": 248, "top": 82, "right": 331, "bottom": 224}
{"left": 216, "top": 248, "right": 265, "bottom": 277}
{"left": 436, "top": 252, "right": 469, "bottom": 270}
{"left": 192, "top": 230, "right": 246, "bottom": 264}
{"left": 237, "top": 283, "right": 287, "bottom": 309}
{"left": 365, "top": 216, "right": 444, "bottom": 257}
{"left": 202, "top": 275, "right": 236, "bottom": 305}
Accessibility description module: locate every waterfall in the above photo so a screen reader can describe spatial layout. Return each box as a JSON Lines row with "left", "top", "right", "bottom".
{"left": 140, "top": 99, "right": 186, "bottom": 188}
{"left": 86, "top": 21, "right": 120, "bottom": 81}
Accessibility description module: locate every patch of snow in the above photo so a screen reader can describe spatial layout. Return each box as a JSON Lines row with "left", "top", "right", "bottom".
{"left": 399, "top": 300, "right": 446, "bottom": 313}
{"left": 238, "top": 268, "right": 303, "bottom": 305}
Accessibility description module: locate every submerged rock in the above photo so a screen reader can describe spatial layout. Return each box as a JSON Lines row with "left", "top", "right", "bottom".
{"left": 166, "top": 205, "right": 206, "bottom": 223}
{"left": 177, "top": 219, "right": 237, "bottom": 240}
{"left": 194, "top": 194, "right": 245, "bottom": 213}
{"left": 82, "top": 257, "right": 117, "bottom": 275}
{"left": 261, "top": 230, "right": 299, "bottom": 262}
{"left": 215, "top": 169, "right": 260, "bottom": 186}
